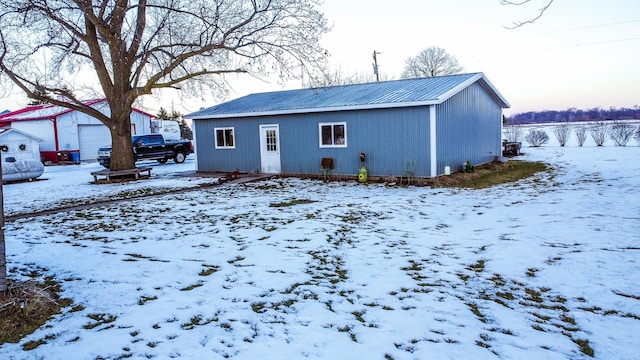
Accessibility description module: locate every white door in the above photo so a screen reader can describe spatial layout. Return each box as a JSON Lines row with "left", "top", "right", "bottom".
{"left": 78, "top": 125, "right": 111, "bottom": 160}
{"left": 259, "top": 124, "right": 281, "bottom": 174}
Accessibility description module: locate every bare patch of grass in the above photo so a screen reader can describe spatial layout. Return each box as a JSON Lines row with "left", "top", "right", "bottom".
{"left": 467, "top": 259, "right": 486, "bottom": 273}
{"left": 613, "top": 290, "right": 640, "bottom": 300}
{"left": 199, "top": 264, "right": 220, "bottom": 276}
{"left": 352, "top": 310, "right": 366, "bottom": 323}
{"left": 0, "top": 278, "right": 72, "bottom": 345}
{"left": 573, "top": 338, "right": 595, "bottom": 357}
{"left": 251, "top": 302, "right": 267, "bottom": 313}
{"left": 432, "top": 161, "right": 548, "bottom": 189}
{"left": 181, "top": 315, "right": 202, "bottom": 330}
{"left": 466, "top": 302, "right": 487, "bottom": 323}
{"left": 269, "top": 199, "right": 316, "bottom": 207}
{"left": 138, "top": 295, "right": 158, "bottom": 305}
{"left": 83, "top": 313, "right": 117, "bottom": 330}
{"left": 22, "top": 338, "right": 47, "bottom": 350}
{"left": 338, "top": 325, "right": 357, "bottom": 342}
{"left": 180, "top": 282, "right": 204, "bottom": 291}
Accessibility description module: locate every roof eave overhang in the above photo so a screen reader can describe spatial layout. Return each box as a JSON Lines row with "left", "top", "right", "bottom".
{"left": 437, "top": 73, "right": 510, "bottom": 109}
{"left": 0, "top": 115, "right": 58, "bottom": 122}
{"left": 188, "top": 100, "right": 440, "bottom": 120}
{"left": 0, "top": 128, "right": 44, "bottom": 142}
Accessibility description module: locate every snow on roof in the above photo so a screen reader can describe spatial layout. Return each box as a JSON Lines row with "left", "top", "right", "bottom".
{"left": 186, "top": 72, "right": 510, "bottom": 120}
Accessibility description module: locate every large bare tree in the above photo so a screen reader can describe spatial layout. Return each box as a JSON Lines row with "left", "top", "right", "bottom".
{"left": 400, "top": 46, "right": 463, "bottom": 79}
{"left": 0, "top": 0, "right": 329, "bottom": 171}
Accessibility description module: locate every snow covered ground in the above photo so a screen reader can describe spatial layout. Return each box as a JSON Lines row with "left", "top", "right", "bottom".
{"left": 1, "top": 140, "right": 639, "bottom": 359}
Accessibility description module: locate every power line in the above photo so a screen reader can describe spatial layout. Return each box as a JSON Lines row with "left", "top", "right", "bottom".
{"left": 525, "top": 19, "right": 640, "bottom": 35}
{"left": 550, "top": 36, "right": 640, "bottom": 49}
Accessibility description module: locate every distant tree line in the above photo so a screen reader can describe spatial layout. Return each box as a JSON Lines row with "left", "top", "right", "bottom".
{"left": 504, "top": 121, "right": 640, "bottom": 147}
{"left": 506, "top": 106, "right": 640, "bottom": 125}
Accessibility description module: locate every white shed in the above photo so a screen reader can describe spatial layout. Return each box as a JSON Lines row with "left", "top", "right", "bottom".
{"left": 0, "top": 99, "right": 155, "bottom": 162}
{"left": 0, "top": 127, "right": 45, "bottom": 182}
{"left": 0, "top": 127, "right": 42, "bottom": 161}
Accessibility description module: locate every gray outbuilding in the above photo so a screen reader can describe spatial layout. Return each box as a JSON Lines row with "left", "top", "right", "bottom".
{"left": 186, "top": 72, "right": 510, "bottom": 179}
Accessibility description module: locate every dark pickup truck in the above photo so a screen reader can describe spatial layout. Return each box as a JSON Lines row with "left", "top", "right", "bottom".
{"left": 97, "top": 133, "right": 193, "bottom": 168}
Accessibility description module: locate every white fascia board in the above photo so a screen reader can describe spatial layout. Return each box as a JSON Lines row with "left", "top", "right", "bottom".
{"left": 435, "top": 73, "right": 483, "bottom": 104}
{"left": 0, "top": 128, "right": 45, "bottom": 142}
{"left": 429, "top": 105, "right": 437, "bottom": 178}
{"left": 436, "top": 73, "right": 510, "bottom": 109}
{"left": 187, "top": 100, "right": 440, "bottom": 120}
{"left": 477, "top": 75, "right": 511, "bottom": 108}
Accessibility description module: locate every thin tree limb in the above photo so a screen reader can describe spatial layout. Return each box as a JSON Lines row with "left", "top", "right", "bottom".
{"left": 502, "top": 0, "right": 555, "bottom": 29}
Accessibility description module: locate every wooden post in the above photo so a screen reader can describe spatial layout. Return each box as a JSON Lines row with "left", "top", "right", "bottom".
{"left": 0, "top": 153, "right": 7, "bottom": 296}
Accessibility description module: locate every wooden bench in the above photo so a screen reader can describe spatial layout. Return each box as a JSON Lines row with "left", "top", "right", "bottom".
{"left": 91, "top": 167, "right": 152, "bottom": 183}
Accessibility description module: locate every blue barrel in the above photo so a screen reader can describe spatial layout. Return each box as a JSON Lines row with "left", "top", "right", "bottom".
{"left": 70, "top": 151, "right": 80, "bottom": 163}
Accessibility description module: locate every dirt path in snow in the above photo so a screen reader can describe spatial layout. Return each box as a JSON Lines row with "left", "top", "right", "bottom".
{"left": 5, "top": 173, "right": 273, "bottom": 222}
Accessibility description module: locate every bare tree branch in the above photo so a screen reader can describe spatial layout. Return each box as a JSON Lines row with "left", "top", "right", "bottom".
{"left": 501, "top": 0, "right": 555, "bottom": 29}
{"left": 0, "top": 0, "right": 329, "bottom": 171}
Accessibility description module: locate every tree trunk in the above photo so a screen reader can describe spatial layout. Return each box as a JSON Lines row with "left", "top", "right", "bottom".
{"left": 107, "top": 106, "right": 136, "bottom": 171}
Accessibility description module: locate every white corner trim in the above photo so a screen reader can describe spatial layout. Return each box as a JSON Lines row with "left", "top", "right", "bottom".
{"left": 430, "top": 105, "right": 437, "bottom": 178}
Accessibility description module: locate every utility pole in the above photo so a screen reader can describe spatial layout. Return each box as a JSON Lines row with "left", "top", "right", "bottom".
{"left": 372, "top": 50, "right": 382, "bottom": 82}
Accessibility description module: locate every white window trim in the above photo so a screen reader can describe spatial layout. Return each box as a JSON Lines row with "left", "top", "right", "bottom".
{"left": 318, "top": 122, "right": 347, "bottom": 148}
{"left": 214, "top": 127, "right": 235, "bottom": 149}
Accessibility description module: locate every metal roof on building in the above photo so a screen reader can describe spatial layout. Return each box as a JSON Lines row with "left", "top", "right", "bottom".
{"left": 0, "top": 99, "right": 156, "bottom": 122}
{"left": 0, "top": 127, "right": 44, "bottom": 141}
{"left": 187, "top": 72, "right": 510, "bottom": 120}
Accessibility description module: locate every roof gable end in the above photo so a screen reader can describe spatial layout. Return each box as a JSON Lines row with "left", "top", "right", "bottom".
{"left": 0, "top": 127, "right": 44, "bottom": 141}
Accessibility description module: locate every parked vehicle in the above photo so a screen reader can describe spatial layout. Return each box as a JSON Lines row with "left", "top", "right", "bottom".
{"left": 97, "top": 134, "right": 193, "bottom": 168}
{"left": 151, "top": 119, "right": 181, "bottom": 141}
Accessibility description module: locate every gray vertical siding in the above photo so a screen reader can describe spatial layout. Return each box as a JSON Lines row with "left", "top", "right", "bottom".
{"left": 279, "top": 107, "right": 431, "bottom": 177}
{"left": 193, "top": 118, "right": 262, "bottom": 172}
{"left": 435, "top": 82, "right": 502, "bottom": 175}
{"left": 194, "top": 107, "right": 432, "bottom": 177}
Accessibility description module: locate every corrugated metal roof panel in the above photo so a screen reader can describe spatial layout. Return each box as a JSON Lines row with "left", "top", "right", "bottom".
{"left": 187, "top": 72, "right": 509, "bottom": 119}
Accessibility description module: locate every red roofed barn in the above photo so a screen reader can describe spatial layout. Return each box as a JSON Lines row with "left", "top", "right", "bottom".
{"left": 0, "top": 99, "right": 155, "bottom": 163}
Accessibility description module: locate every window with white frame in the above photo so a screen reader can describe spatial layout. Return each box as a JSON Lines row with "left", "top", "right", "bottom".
{"left": 319, "top": 122, "right": 347, "bottom": 148}
{"left": 215, "top": 127, "right": 235, "bottom": 149}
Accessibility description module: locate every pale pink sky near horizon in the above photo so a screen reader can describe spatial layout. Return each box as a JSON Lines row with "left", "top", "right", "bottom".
{"left": 312, "top": 0, "right": 640, "bottom": 116}
{"left": 1, "top": 0, "right": 638, "bottom": 116}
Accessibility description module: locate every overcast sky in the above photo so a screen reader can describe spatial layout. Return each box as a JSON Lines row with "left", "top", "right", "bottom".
{"left": 1, "top": 0, "right": 638, "bottom": 116}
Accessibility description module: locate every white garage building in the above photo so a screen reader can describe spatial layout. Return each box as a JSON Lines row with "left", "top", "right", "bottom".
{"left": 0, "top": 99, "right": 154, "bottom": 162}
